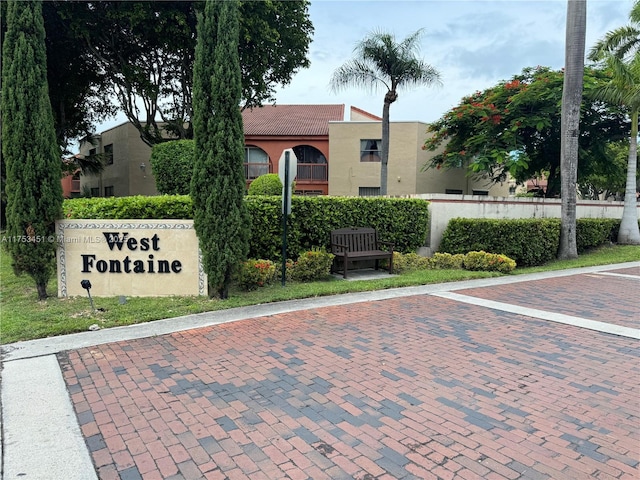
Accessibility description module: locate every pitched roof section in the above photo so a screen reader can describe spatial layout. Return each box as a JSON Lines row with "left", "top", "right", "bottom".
{"left": 350, "top": 106, "right": 382, "bottom": 121}
{"left": 242, "top": 104, "right": 345, "bottom": 136}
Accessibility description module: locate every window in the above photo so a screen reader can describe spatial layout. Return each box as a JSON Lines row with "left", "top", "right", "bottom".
{"left": 360, "top": 139, "right": 381, "bottom": 162}
{"left": 244, "top": 146, "right": 269, "bottom": 180}
{"left": 104, "top": 186, "right": 114, "bottom": 197}
{"left": 90, "top": 187, "right": 99, "bottom": 197}
{"left": 359, "top": 186, "right": 381, "bottom": 197}
{"left": 293, "top": 145, "right": 327, "bottom": 181}
{"left": 472, "top": 190, "right": 489, "bottom": 196}
{"left": 89, "top": 148, "right": 97, "bottom": 156}
{"left": 104, "top": 144, "right": 113, "bottom": 165}
{"left": 445, "top": 189, "right": 463, "bottom": 194}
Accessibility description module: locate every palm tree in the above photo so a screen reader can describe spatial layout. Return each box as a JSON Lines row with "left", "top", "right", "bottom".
{"left": 589, "top": 0, "right": 640, "bottom": 245}
{"left": 330, "top": 29, "right": 441, "bottom": 195}
{"left": 558, "top": 0, "right": 587, "bottom": 260}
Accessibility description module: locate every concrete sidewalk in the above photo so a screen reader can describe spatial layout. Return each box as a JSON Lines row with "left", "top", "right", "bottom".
{"left": 1, "top": 262, "right": 639, "bottom": 479}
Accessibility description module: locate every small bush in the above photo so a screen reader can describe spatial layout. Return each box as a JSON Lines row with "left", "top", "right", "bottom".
{"left": 236, "top": 259, "right": 277, "bottom": 290}
{"left": 392, "top": 252, "right": 430, "bottom": 273}
{"left": 430, "top": 252, "right": 465, "bottom": 269}
{"left": 247, "top": 174, "right": 283, "bottom": 195}
{"left": 290, "top": 248, "right": 334, "bottom": 282}
{"left": 463, "top": 251, "right": 516, "bottom": 274}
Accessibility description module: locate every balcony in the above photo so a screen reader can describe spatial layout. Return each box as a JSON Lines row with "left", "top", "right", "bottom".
{"left": 296, "top": 163, "right": 327, "bottom": 183}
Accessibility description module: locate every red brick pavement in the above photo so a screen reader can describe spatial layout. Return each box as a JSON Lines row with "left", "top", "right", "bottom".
{"left": 59, "top": 281, "right": 640, "bottom": 480}
{"left": 457, "top": 268, "right": 639, "bottom": 330}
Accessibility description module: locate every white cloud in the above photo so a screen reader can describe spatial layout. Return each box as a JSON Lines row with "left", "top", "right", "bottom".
{"left": 273, "top": 0, "right": 636, "bottom": 123}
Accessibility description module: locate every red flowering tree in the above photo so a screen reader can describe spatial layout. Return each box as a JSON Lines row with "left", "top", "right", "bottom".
{"left": 423, "top": 66, "right": 629, "bottom": 197}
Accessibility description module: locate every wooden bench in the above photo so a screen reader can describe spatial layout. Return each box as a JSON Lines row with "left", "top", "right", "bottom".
{"left": 330, "top": 227, "right": 394, "bottom": 279}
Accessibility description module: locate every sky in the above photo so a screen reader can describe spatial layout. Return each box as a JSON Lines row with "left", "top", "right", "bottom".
{"left": 273, "top": 0, "right": 634, "bottom": 123}
{"left": 98, "top": 0, "right": 635, "bottom": 132}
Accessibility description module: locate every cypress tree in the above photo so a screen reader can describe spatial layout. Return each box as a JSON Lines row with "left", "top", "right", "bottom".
{"left": 1, "top": 0, "right": 63, "bottom": 300}
{"left": 191, "top": 0, "right": 249, "bottom": 299}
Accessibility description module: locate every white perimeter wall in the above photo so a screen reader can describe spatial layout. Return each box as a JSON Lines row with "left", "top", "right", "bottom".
{"left": 407, "top": 194, "right": 638, "bottom": 255}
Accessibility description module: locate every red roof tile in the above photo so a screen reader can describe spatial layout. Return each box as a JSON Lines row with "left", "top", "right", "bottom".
{"left": 242, "top": 104, "right": 345, "bottom": 136}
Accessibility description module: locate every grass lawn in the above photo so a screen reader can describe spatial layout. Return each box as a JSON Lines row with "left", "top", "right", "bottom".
{"left": 1, "top": 244, "right": 638, "bottom": 344}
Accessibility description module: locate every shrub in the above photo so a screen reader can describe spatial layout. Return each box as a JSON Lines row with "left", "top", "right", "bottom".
{"left": 149, "top": 140, "right": 194, "bottom": 195}
{"left": 576, "top": 218, "right": 619, "bottom": 252}
{"left": 290, "top": 248, "right": 335, "bottom": 282}
{"left": 439, "top": 218, "right": 560, "bottom": 267}
{"left": 430, "top": 252, "right": 465, "bottom": 269}
{"left": 63, "top": 195, "right": 193, "bottom": 219}
{"left": 236, "top": 259, "right": 277, "bottom": 290}
{"left": 247, "top": 174, "right": 282, "bottom": 195}
{"left": 463, "top": 251, "right": 516, "bottom": 274}
{"left": 392, "top": 251, "right": 430, "bottom": 273}
{"left": 439, "top": 217, "right": 625, "bottom": 267}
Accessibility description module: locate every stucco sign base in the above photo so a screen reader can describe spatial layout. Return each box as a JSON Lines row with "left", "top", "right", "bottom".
{"left": 56, "top": 220, "right": 206, "bottom": 297}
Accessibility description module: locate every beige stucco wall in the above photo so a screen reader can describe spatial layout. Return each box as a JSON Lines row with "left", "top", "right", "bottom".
{"left": 56, "top": 220, "right": 205, "bottom": 297}
{"left": 79, "top": 122, "right": 159, "bottom": 197}
{"left": 328, "top": 121, "right": 510, "bottom": 197}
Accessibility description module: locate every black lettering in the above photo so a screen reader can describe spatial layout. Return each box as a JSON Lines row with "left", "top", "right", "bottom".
{"left": 81, "top": 254, "right": 95, "bottom": 273}
{"left": 102, "top": 232, "right": 129, "bottom": 251}
{"left": 133, "top": 260, "right": 145, "bottom": 273}
{"left": 123, "top": 256, "right": 132, "bottom": 273}
{"left": 126, "top": 237, "right": 138, "bottom": 250}
{"left": 158, "top": 260, "right": 170, "bottom": 273}
{"left": 109, "top": 259, "right": 122, "bottom": 273}
{"left": 147, "top": 254, "right": 155, "bottom": 273}
{"left": 96, "top": 260, "right": 108, "bottom": 273}
{"left": 171, "top": 260, "right": 182, "bottom": 273}
{"left": 151, "top": 234, "right": 160, "bottom": 251}
{"left": 139, "top": 238, "right": 150, "bottom": 251}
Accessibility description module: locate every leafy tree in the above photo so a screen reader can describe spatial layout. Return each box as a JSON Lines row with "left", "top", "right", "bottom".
{"left": 191, "top": 0, "right": 250, "bottom": 299}
{"left": 150, "top": 140, "right": 195, "bottom": 195}
{"left": 424, "top": 66, "right": 629, "bottom": 197}
{"left": 2, "top": 0, "right": 63, "bottom": 300}
{"left": 589, "top": 0, "right": 640, "bottom": 245}
{"left": 579, "top": 140, "right": 636, "bottom": 199}
{"left": 558, "top": 0, "right": 587, "bottom": 260}
{"left": 63, "top": 1, "right": 313, "bottom": 146}
{"left": 330, "top": 29, "right": 441, "bottom": 195}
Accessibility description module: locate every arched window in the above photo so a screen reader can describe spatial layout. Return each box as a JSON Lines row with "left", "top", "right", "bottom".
{"left": 293, "top": 145, "right": 327, "bottom": 181}
{"left": 244, "top": 146, "right": 269, "bottom": 180}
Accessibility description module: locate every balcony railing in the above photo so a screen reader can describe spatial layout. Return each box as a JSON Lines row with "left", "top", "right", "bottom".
{"left": 296, "top": 164, "right": 327, "bottom": 182}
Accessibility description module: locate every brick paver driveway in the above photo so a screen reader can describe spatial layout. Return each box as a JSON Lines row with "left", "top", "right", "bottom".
{"left": 59, "top": 267, "right": 639, "bottom": 480}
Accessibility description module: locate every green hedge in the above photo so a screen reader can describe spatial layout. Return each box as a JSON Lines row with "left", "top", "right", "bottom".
{"left": 63, "top": 195, "right": 194, "bottom": 220}
{"left": 439, "top": 217, "right": 623, "bottom": 267}
{"left": 63, "top": 195, "right": 429, "bottom": 261}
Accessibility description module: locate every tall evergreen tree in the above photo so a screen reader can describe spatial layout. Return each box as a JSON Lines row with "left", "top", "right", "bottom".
{"left": 191, "top": 0, "right": 249, "bottom": 299}
{"left": 2, "top": 0, "right": 63, "bottom": 300}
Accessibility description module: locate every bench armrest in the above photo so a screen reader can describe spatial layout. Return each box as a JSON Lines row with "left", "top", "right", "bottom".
{"left": 331, "top": 241, "right": 350, "bottom": 253}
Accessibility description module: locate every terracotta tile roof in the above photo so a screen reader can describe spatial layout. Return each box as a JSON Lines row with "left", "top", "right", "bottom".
{"left": 242, "top": 104, "right": 345, "bottom": 136}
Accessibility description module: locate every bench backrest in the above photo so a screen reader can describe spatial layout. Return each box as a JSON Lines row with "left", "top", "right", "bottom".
{"left": 331, "top": 227, "right": 379, "bottom": 252}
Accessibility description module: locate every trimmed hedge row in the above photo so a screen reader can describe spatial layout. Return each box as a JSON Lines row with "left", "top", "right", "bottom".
{"left": 439, "top": 217, "right": 622, "bottom": 267}
{"left": 63, "top": 195, "right": 429, "bottom": 261}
